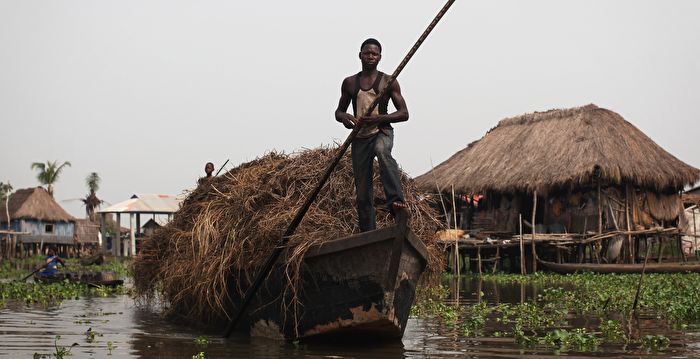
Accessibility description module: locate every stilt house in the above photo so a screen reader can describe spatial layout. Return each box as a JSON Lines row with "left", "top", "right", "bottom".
{"left": 416, "top": 104, "right": 700, "bottom": 266}
{"left": 0, "top": 187, "right": 76, "bottom": 245}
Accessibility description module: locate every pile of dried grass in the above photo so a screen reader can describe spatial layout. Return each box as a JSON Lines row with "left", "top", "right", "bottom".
{"left": 133, "top": 146, "right": 444, "bottom": 323}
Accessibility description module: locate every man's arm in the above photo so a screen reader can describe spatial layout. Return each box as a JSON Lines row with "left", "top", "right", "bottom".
{"left": 358, "top": 79, "right": 408, "bottom": 125}
{"left": 335, "top": 77, "right": 357, "bottom": 129}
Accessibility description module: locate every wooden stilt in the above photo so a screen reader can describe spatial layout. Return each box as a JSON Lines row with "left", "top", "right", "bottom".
{"left": 451, "top": 185, "right": 460, "bottom": 278}
{"left": 625, "top": 184, "right": 633, "bottom": 264}
{"left": 493, "top": 246, "right": 500, "bottom": 273}
{"left": 531, "top": 191, "right": 538, "bottom": 272}
{"left": 598, "top": 179, "right": 603, "bottom": 235}
{"left": 680, "top": 234, "right": 687, "bottom": 262}
{"left": 519, "top": 213, "right": 525, "bottom": 275}
{"left": 693, "top": 210, "right": 697, "bottom": 256}
{"left": 477, "top": 247, "right": 482, "bottom": 277}
{"left": 633, "top": 237, "right": 651, "bottom": 312}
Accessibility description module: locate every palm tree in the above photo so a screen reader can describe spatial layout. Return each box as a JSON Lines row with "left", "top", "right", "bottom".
{"left": 0, "top": 181, "right": 12, "bottom": 231}
{"left": 82, "top": 172, "right": 103, "bottom": 221}
{"left": 30, "top": 160, "right": 71, "bottom": 197}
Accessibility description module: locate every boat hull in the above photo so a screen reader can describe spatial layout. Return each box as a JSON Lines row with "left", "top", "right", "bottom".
{"left": 35, "top": 270, "right": 124, "bottom": 287}
{"left": 232, "top": 220, "right": 428, "bottom": 340}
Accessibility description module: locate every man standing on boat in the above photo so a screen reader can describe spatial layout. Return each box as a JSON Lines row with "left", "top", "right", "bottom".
{"left": 335, "top": 38, "right": 409, "bottom": 232}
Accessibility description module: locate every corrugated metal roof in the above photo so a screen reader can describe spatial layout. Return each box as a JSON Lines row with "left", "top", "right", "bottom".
{"left": 98, "top": 194, "right": 181, "bottom": 214}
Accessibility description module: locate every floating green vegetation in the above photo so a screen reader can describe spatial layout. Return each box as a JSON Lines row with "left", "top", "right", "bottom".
{"left": 33, "top": 335, "right": 79, "bottom": 359}
{"left": 411, "top": 272, "right": 700, "bottom": 354}
{"left": 640, "top": 334, "right": 670, "bottom": 351}
{"left": 192, "top": 352, "right": 206, "bottom": 359}
{"left": 0, "top": 281, "right": 129, "bottom": 308}
{"left": 194, "top": 335, "right": 210, "bottom": 347}
{"left": 477, "top": 272, "right": 700, "bottom": 323}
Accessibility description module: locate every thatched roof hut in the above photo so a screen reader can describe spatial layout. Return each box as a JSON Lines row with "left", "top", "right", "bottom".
{"left": 74, "top": 219, "right": 100, "bottom": 244}
{"left": 0, "top": 187, "right": 74, "bottom": 223}
{"left": 416, "top": 104, "right": 699, "bottom": 194}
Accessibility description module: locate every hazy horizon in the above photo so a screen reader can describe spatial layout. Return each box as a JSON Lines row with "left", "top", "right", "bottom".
{"left": 2, "top": 0, "right": 698, "bottom": 223}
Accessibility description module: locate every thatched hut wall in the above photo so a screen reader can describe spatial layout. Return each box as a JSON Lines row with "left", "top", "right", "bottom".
{"left": 452, "top": 181, "right": 684, "bottom": 236}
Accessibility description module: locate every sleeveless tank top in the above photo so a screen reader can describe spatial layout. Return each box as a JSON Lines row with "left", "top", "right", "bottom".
{"left": 351, "top": 71, "right": 393, "bottom": 138}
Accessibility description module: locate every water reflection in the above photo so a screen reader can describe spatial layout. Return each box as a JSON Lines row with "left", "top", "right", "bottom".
{"left": 2, "top": 277, "right": 700, "bottom": 358}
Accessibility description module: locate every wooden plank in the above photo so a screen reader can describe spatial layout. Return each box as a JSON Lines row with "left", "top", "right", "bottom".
{"left": 305, "top": 227, "right": 395, "bottom": 258}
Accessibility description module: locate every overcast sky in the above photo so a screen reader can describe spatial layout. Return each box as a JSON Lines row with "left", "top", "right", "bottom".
{"left": 1, "top": 0, "right": 698, "bottom": 220}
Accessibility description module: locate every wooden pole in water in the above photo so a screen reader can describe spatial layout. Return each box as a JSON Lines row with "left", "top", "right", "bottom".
{"left": 633, "top": 237, "right": 652, "bottom": 312}
{"left": 597, "top": 179, "right": 602, "bottom": 235}
{"left": 493, "top": 246, "right": 500, "bottom": 273}
{"left": 693, "top": 209, "right": 697, "bottom": 256}
{"left": 477, "top": 246, "right": 482, "bottom": 277}
{"left": 519, "top": 213, "right": 525, "bottom": 275}
{"left": 625, "top": 184, "right": 633, "bottom": 263}
{"left": 531, "top": 190, "right": 537, "bottom": 272}
{"left": 223, "top": 0, "right": 458, "bottom": 338}
{"left": 451, "top": 185, "right": 460, "bottom": 278}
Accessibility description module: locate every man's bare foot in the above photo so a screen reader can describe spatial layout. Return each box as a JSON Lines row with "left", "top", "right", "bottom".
{"left": 392, "top": 201, "right": 408, "bottom": 210}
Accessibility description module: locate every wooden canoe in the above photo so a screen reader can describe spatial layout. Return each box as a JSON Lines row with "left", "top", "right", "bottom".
{"left": 79, "top": 253, "right": 105, "bottom": 266}
{"left": 35, "top": 270, "right": 124, "bottom": 287}
{"left": 230, "top": 214, "right": 428, "bottom": 340}
{"left": 539, "top": 259, "right": 700, "bottom": 274}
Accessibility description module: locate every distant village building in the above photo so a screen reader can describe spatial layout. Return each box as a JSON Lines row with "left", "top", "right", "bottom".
{"left": 98, "top": 193, "right": 181, "bottom": 257}
{"left": 0, "top": 187, "right": 75, "bottom": 245}
{"left": 141, "top": 218, "right": 162, "bottom": 237}
{"left": 417, "top": 104, "right": 700, "bottom": 268}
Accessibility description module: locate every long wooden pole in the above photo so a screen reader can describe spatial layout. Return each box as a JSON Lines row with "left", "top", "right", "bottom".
{"left": 214, "top": 159, "right": 230, "bottom": 177}
{"left": 451, "top": 185, "right": 460, "bottom": 278}
{"left": 632, "top": 238, "right": 652, "bottom": 312}
{"left": 693, "top": 209, "right": 697, "bottom": 255}
{"left": 531, "top": 191, "right": 537, "bottom": 272}
{"left": 223, "top": 0, "right": 457, "bottom": 338}
{"left": 597, "top": 179, "right": 602, "bottom": 234}
{"left": 625, "top": 184, "right": 633, "bottom": 263}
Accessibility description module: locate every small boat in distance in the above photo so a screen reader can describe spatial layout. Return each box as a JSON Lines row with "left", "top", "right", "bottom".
{"left": 35, "top": 270, "right": 124, "bottom": 287}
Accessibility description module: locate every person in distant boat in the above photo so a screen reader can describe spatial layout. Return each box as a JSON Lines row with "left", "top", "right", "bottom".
{"left": 334, "top": 38, "right": 409, "bottom": 232}
{"left": 198, "top": 162, "right": 215, "bottom": 186}
{"left": 39, "top": 247, "right": 65, "bottom": 278}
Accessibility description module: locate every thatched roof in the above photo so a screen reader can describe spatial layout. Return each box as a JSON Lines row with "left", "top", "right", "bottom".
{"left": 74, "top": 219, "right": 99, "bottom": 243}
{"left": 416, "top": 104, "right": 700, "bottom": 193}
{"left": 0, "top": 187, "right": 75, "bottom": 223}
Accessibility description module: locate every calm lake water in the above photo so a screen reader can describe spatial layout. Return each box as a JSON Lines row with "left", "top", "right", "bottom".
{"left": 2, "top": 277, "right": 700, "bottom": 358}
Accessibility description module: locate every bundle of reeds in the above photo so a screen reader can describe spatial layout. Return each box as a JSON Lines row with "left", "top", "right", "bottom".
{"left": 133, "top": 146, "right": 444, "bottom": 323}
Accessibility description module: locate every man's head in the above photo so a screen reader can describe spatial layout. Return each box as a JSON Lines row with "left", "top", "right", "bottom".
{"left": 359, "top": 38, "right": 382, "bottom": 68}
{"left": 205, "top": 162, "right": 215, "bottom": 176}
{"left": 47, "top": 247, "right": 56, "bottom": 256}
